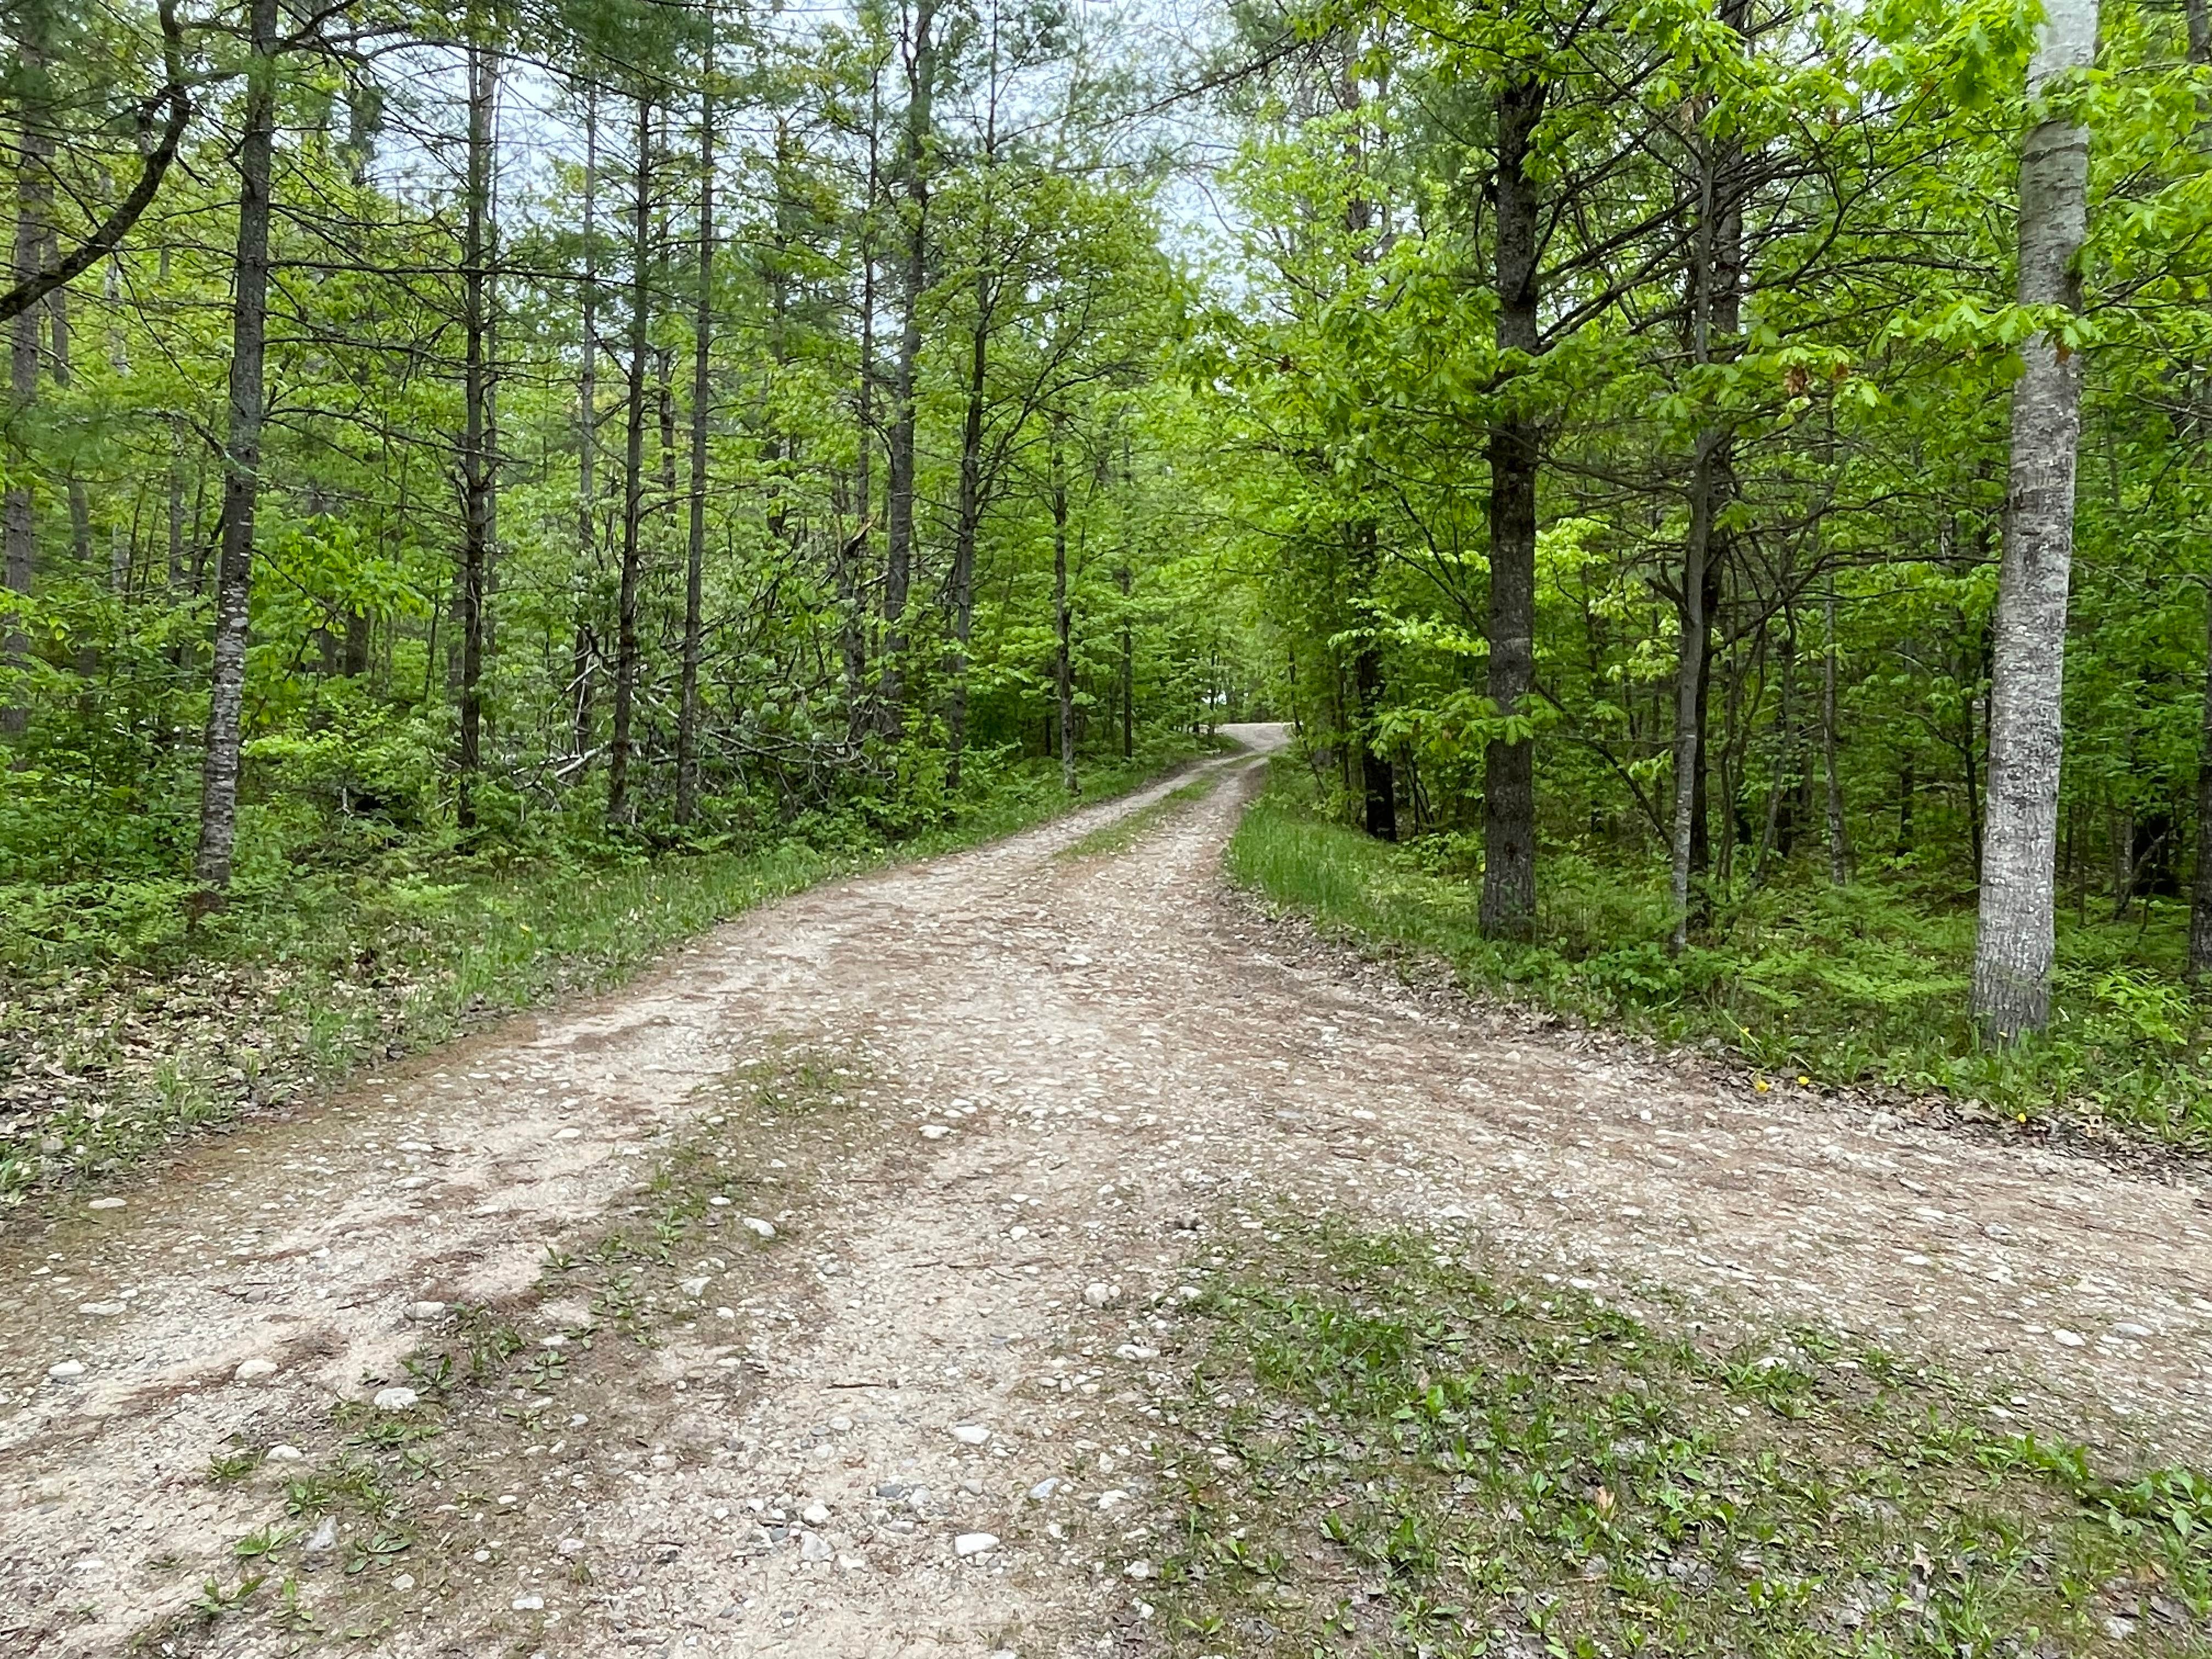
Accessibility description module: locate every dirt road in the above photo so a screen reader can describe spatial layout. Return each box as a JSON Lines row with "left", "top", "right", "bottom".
{"left": 3, "top": 724, "right": 2208, "bottom": 1657}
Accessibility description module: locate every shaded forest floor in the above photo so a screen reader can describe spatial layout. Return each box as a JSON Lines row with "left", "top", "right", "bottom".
{"left": 0, "top": 726, "right": 2207, "bottom": 1657}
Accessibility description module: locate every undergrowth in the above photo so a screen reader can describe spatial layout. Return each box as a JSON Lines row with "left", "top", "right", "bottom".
{"left": 1226, "top": 759, "right": 2212, "bottom": 1146}
{"left": 1154, "top": 1216, "right": 2212, "bottom": 1658}
{"left": 0, "top": 737, "right": 1211, "bottom": 1201}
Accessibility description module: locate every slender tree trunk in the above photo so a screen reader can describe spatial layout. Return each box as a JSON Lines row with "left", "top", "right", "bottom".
{"left": 606, "top": 92, "right": 652, "bottom": 826}
{"left": 1052, "top": 418, "right": 1075, "bottom": 794}
{"left": 48, "top": 286, "right": 91, "bottom": 574}
{"left": 193, "top": 0, "right": 279, "bottom": 896}
{"left": 879, "top": 0, "right": 937, "bottom": 733}
{"left": 1971, "top": 0, "right": 2098, "bottom": 1040}
{"left": 2181, "top": 0, "right": 2212, "bottom": 975}
{"left": 1668, "top": 7, "right": 1747, "bottom": 951}
{"left": 455, "top": 20, "right": 496, "bottom": 830}
{"left": 1119, "top": 563, "right": 1133, "bottom": 760}
{"left": 675, "top": 57, "right": 714, "bottom": 829}
{"left": 838, "top": 72, "right": 883, "bottom": 745}
{"left": 166, "top": 419, "right": 185, "bottom": 590}
{"left": 572, "top": 89, "right": 599, "bottom": 766}
{"left": 944, "top": 270, "right": 989, "bottom": 791}
{"left": 1479, "top": 66, "right": 1546, "bottom": 940}
{"left": 1822, "top": 583, "right": 1850, "bottom": 883}
{"left": 1351, "top": 522, "right": 1396, "bottom": 839}
{"left": 1, "top": 19, "right": 47, "bottom": 737}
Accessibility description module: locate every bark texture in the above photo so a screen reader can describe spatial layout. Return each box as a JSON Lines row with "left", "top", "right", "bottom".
{"left": 606, "top": 94, "right": 652, "bottom": 826}
{"left": 1479, "top": 67, "right": 1547, "bottom": 941}
{"left": 2, "top": 11, "right": 49, "bottom": 738}
{"left": 1971, "top": 0, "right": 2097, "bottom": 1039}
{"left": 879, "top": 0, "right": 937, "bottom": 733}
{"left": 1667, "top": 12, "right": 1745, "bottom": 950}
{"left": 455, "top": 23, "right": 496, "bottom": 829}
{"left": 193, "top": 0, "right": 279, "bottom": 894}
{"left": 1052, "top": 420, "right": 1075, "bottom": 794}
{"left": 676, "top": 61, "right": 714, "bottom": 828}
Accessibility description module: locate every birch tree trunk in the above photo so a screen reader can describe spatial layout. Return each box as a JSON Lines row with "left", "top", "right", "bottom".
{"left": 1479, "top": 66, "right": 1546, "bottom": 941}
{"left": 675, "top": 50, "right": 714, "bottom": 829}
{"left": 193, "top": 0, "right": 279, "bottom": 895}
{"left": 1970, "top": 0, "right": 2098, "bottom": 1040}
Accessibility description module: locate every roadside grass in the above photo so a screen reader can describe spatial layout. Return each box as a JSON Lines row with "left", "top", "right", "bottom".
{"left": 1152, "top": 1216, "right": 2212, "bottom": 1658}
{"left": 1226, "top": 760, "right": 2212, "bottom": 1147}
{"left": 0, "top": 740, "right": 1209, "bottom": 1203}
{"left": 166, "top": 1052, "right": 861, "bottom": 1650}
{"left": 1059, "top": 774, "right": 1222, "bottom": 861}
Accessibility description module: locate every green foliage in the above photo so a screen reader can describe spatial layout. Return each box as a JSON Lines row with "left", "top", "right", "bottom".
{"left": 1229, "top": 759, "right": 2212, "bottom": 1143}
{"left": 1155, "top": 1216, "right": 2212, "bottom": 1657}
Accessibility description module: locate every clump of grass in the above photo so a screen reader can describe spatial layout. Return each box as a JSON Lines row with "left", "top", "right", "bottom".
{"left": 1226, "top": 759, "right": 2212, "bottom": 1144}
{"left": 1060, "top": 773, "right": 1220, "bottom": 861}
{"left": 1153, "top": 1216, "right": 2212, "bottom": 1657}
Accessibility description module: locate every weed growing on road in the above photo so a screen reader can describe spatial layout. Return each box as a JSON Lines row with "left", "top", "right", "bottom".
{"left": 1150, "top": 1216, "right": 2212, "bottom": 1657}
{"left": 159, "top": 1051, "right": 870, "bottom": 1652}
{"left": 1059, "top": 774, "right": 1221, "bottom": 862}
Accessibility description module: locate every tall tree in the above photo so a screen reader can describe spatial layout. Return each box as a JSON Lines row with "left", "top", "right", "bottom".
{"left": 194, "top": 0, "right": 282, "bottom": 896}
{"left": 675, "top": 32, "right": 715, "bottom": 828}
{"left": 455, "top": 7, "right": 500, "bottom": 830}
{"left": 1479, "top": 60, "right": 1546, "bottom": 941}
{"left": 1666, "top": 0, "right": 1749, "bottom": 952}
{"left": 1971, "top": 0, "right": 2100, "bottom": 1039}
{"left": 878, "top": 0, "right": 937, "bottom": 731}
{"left": 606, "top": 89, "right": 653, "bottom": 826}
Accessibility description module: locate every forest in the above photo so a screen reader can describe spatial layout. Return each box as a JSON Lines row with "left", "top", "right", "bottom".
{"left": 6, "top": 0, "right": 2212, "bottom": 1176}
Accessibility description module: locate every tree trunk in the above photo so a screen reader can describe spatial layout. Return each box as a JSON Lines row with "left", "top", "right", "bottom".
{"left": 606, "top": 92, "right": 652, "bottom": 827}
{"left": 1119, "top": 563, "right": 1133, "bottom": 759}
{"left": 1351, "top": 522, "right": 1396, "bottom": 839}
{"left": 1667, "top": 2, "right": 1748, "bottom": 950}
{"left": 2181, "top": 0, "right": 2212, "bottom": 976}
{"left": 879, "top": 0, "right": 937, "bottom": 733}
{"left": 571, "top": 88, "right": 599, "bottom": 768}
{"left": 838, "top": 71, "right": 883, "bottom": 746}
{"left": 1479, "top": 66, "right": 1546, "bottom": 941}
{"left": 1823, "top": 583, "right": 1850, "bottom": 884}
{"left": 1, "top": 15, "right": 47, "bottom": 738}
{"left": 1052, "top": 418, "right": 1075, "bottom": 794}
{"left": 675, "top": 55, "right": 714, "bottom": 829}
{"left": 944, "top": 270, "right": 989, "bottom": 790}
{"left": 1971, "top": 0, "right": 2097, "bottom": 1040}
{"left": 193, "top": 0, "right": 279, "bottom": 896}
{"left": 455, "top": 20, "right": 496, "bottom": 830}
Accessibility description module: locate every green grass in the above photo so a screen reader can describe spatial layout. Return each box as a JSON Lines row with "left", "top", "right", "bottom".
{"left": 1059, "top": 772, "right": 1221, "bottom": 860}
{"left": 1226, "top": 759, "right": 2212, "bottom": 1146}
{"left": 1151, "top": 1216, "right": 2212, "bottom": 1658}
{"left": 0, "top": 741, "right": 1208, "bottom": 1202}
